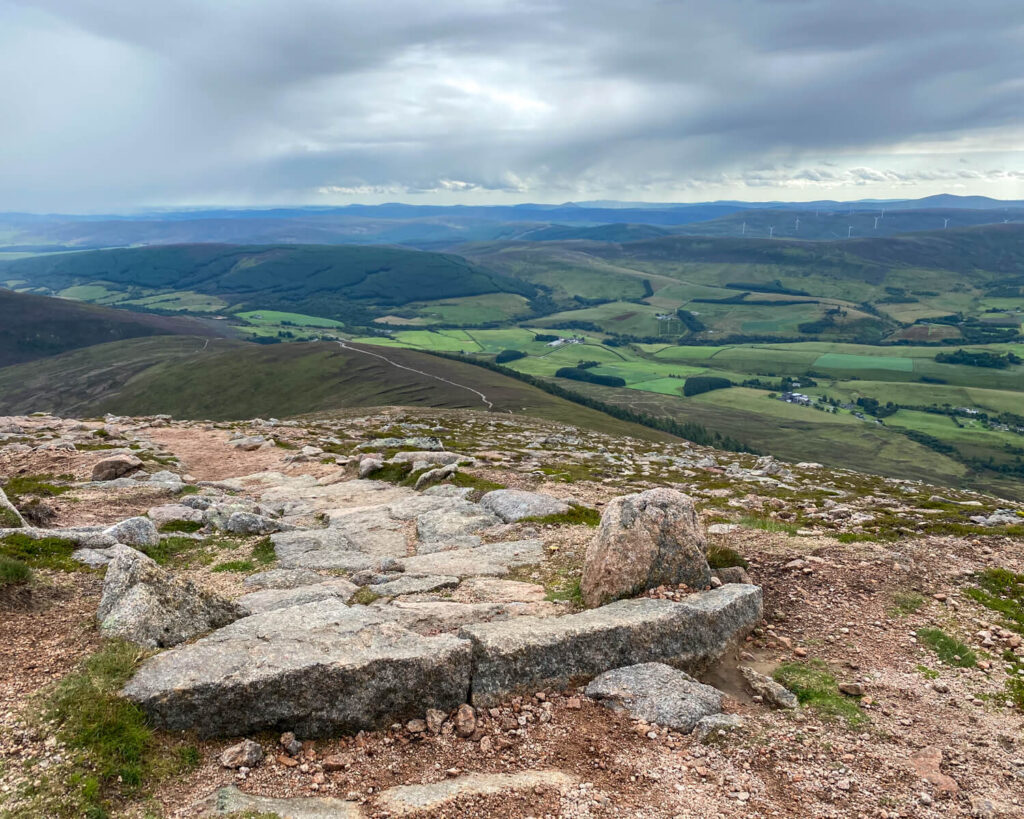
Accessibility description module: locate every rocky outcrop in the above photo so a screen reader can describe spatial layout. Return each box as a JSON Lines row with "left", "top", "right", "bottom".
{"left": 91, "top": 453, "right": 142, "bottom": 481}
{"left": 103, "top": 517, "right": 159, "bottom": 548}
{"left": 98, "top": 550, "right": 242, "bottom": 648}
{"left": 581, "top": 488, "right": 711, "bottom": 608}
{"left": 585, "top": 662, "right": 723, "bottom": 732}
{"left": 461, "top": 584, "right": 762, "bottom": 706}
{"left": 479, "top": 489, "right": 571, "bottom": 522}
{"left": 147, "top": 504, "right": 204, "bottom": 528}
{"left": 122, "top": 600, "right": 473, "bottom": 737}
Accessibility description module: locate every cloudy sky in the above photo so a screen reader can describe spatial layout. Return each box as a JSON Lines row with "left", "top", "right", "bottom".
{"left": 2, "top": 0, "right": 1022, "bottom": 211}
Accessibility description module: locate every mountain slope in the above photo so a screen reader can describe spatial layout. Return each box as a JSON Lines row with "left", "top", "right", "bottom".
{"left": 0, "top": 288, "right": 225, "bottom": 367}
{"left": 0, "top": 337, "right": 675, "bottom": 440}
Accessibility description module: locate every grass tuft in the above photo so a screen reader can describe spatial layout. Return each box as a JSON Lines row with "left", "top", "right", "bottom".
{"left": 916, "top": 627, "right": 977, "bottom": 667}
{"left": 157, "top": 520, "right": 203, "bottom": 534}
{"left": 252, "top": 537, "right": 276, "bottom": 565}
{"left": 773, "top": 659, "right": 867, "bottom": 726}
{"left": 521, "top": 505, "right": 601, "bottom": 527}
{"left": 706, "top": 543, "right": 749, "bottom": 569}
{"left": 3, "top": 474, "right": 73, "bottom": 505}
{"left": 0, "top": 555, "right": 31, "bottom": 586}
{"left": 450, "top": 472, "right": 506, "bottom": 493}
{"left": 888, "top": 591, "right": 925, "bottom": 616}
{"left": 738, "top": 514, "right": 797, "bottom": 536}
{"left": 211, "top": 560, "right": 255, "bottom": 573}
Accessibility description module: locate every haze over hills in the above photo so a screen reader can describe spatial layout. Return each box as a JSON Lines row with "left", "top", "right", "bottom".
{"left": 2, "top": 195, "right": 1022, "bottom": 251}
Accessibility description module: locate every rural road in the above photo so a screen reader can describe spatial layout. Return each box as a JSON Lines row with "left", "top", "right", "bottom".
{"left": 336, "top": 340, "right": 494, "bottom": 411}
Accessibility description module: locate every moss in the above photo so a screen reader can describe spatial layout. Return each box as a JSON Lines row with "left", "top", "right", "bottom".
{"left": 965, "top": 568, "right": 1024, "bottom": 631}
{"left": 521, "top": 505, "right": 601, "bottom": 527}
{"left": 0, "top": 505, "right": 24, "bottom": 528}
{"left": 544, "top": 577, "right": 584, "bottom": 606}
{"left": 706, "top": 543, "right": 749, "bottom": 570}
{"left": 364, "top": 462, "right": 413, "bottom": 484}
{"left": 350, "top": 587, "right": 381, "bottom": 606}
{"left": 916, "top": 627, "right": 977, "bottom": 667}
{"left": 0, "top": 532, "right": 79, "bottom": 572}
{"left": 175, "top": 485, "right": 201, "bottom": 496}
{"left": 773, "top": 660, "right": 868, "bottom": 726}
{"left": 915, "top": 664, "right": 939, "bottom": 680}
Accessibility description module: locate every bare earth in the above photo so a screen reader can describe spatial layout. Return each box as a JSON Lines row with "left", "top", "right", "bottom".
{"left": 1, "top": 409, "right": 1023, "bottom": 818}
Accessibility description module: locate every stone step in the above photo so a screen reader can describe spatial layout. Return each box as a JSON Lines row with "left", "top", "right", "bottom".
{"left": 122, "top": 600, "right": 471, "bottom": 738}
{"left": 460, "top": 584, "right": 762, "bottom": 706}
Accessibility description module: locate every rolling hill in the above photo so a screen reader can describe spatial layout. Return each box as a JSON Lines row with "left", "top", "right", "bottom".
{"left": 0, "top": 337, "right": 674, "bottom": 441}
{"left": 0, "top": 244, "right": 536, "bottom": 323}
{"left": 0, "top": 287, "right": 225, "bottom": 367}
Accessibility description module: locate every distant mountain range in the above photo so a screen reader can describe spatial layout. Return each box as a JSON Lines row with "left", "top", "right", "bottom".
{"left": 2, "top": 194, "right": 1022, "bottom": 251}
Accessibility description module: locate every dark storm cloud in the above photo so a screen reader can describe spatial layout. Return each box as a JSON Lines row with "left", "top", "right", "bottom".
{"left": 1, "top": 0, "right": 1021, "bottom": 209}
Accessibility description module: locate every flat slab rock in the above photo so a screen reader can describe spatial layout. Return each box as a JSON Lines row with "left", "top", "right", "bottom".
{"left": 122, "top": 600, "right": 471, "bottom": 738}
{"left": 585, "top": 662, "right": 723, "bottom": 732}
{"left": 461, "top": 584, "right": 762, "bottom": 706}
{"left": 195, "top": 785, "right": 361, "bottom": 818}
{"left": 375, "top": 770, "right": 576, "bottom": 816}
{"left": 235, "top": 578, "right": 359, "bottom": 616}
{"left": 397, "top": 539, "right": 544, "bottom": 578}
{"left": 479, "top": 488, "right": 572, "bottom": 522}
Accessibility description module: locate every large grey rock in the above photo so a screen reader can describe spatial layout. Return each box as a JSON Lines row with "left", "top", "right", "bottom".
{"left": 103, "top": 517, "right": 159, "bottom": 548}
{"left": 98, "top": 550, "right": 242, "bottom": 648}
{"left": 357, "top": 436, "right": 443, "bottom": 451}
{"left": 479, "top": 489, "right": 571, "bottom": 523}
{"left": 272, "top": 513, "right": 406, "bottom": 571}
{"left": 398, "top": 539, "right": 545, "bottom": 578}
{"left": 415, "top": 502, "right": 498, "bottom": 547}
{"left": 414, "top": 463, "right": 457, "bottom": 491}
{"left": 693, "top": 713, "right": 745, "bottom": 743}
{"left": 372, "top": 600, "right": 558, "bottom": 634}
{"left": 392, "top": 450, "right": 461, "bottom": 466}
{"left": 585, "top": 662, "right": 722, "bottom": 732}
{"left": 122, "top": 600, "right": 472, "bottom": 737}
{"left": 581, "top": 488, "right": 711, "bottom": 608}
{"left": 147, "top": 504, "right": 204, "bottom": 528}
{"left": 369, "top": 574, "right": 460, "bottom": 597}
{"left": 0, "top": 487, "right": 25, "bottom": 528}
{"left": 236, "top": 578, "right": 359, "bottom": 615}
{"left": 91, "top": 453, "right": 142, "bottom": 481}
{"left": 243, "top": 567, "right": 325, "bottom": 590}
{"left": 72, "top": 543, "right": 138, "bottom": 568}
{"left": 195, "top": 785, "right": 361, "bottom": 818}
{"left": 223, "top": 511, "right": 281, "bottom": 535}
{"left": 461, "top": 584, "right": 762, "bottom": 706}
{"left": 375, "top": 770, "right": 575, "bottom": 817}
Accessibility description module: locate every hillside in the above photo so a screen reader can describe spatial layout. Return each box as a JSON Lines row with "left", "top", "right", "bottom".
{"left": 0, "top": 287, "right": 225, "bottom": 367}
{"left": 0, "top": 337, "right": 673, "bottom": 441}
{"left": 0, "top": 244, "right": 535, "bottom": 323}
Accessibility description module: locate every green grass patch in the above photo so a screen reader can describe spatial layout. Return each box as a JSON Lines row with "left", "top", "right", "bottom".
{"left": 773, "top": 660, "right": 868, "bottom": 726}
{"left": 22, "top": 639, "right": 199, "bottom": 817}
{"left": 965, "top": 568, "right": 1024, "bottom": 632}
{"left": 350, "top": 587, "right": 381, "bottom": 606}
{"left": 916, "top": 627, "right": 977, "bottom": 667}
{"left": 738, "top": 515, "right": 797, "bottom": 535}
{"left": 364, "top": 461, "right": 413, "bottom": 483}
{"left": 0, "top": 532, "right": 79, "bottom": 572}
{"left": 706, "top": 543, "right": 749, "bottom": 570}
{"left": 139, "top": 536, "right": 206, "bottom": 566}
{"left": 3, "top": 473, "right": 73, "bottom": 504}
{"left": 450, "top": 472, "right": 506, "bottom": 492}
{"left": 0, "top": 504, "right": 23, "bottom": 528}
{"left": 521, "top": 505, "right": 601, "bottom": 527}
{"left": 210, "top": 560, "right": 255, "bottom": 573}
{"left": 157, "top": 520, "right": 203, "bottom": 534}
{"left": 888, "top": 592, "right": 926, "bottom": 616}
{"left": 252, "top": 537, "right": 276, "bottom": 566}
{"left": 915, "top": 664, "right": 940, "bottom": 680}
{"left": 545, "top": 577, "right": 584, "bottom": 606}
{"left": 0, "top": 555, "right": 31, "bottom": 586}
{"left": 175, "top": 484, "right": 201, "bottom": 496}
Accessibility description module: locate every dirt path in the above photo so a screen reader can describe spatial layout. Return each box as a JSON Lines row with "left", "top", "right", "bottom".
{"left": 337, "top": 340, "right": 494, "bottom": 410}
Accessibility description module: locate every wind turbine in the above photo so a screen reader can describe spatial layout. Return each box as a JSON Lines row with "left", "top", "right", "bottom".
{"left": 943, "top": 218, "right": 949, "bottom": 229}
{"left": 794, "top": 217, "right": 800, "bottom": 232}
{"left": 742, "top": 222, "right": 746, "bottom": 235}
{"left": 769, "top": 226, "right": 775, "bottom": 239}
{"left": 847, "top": 226, "right": 853, "bottom": 238}
{"left": 874, "top": 216, "right": 880, "bottom": 230}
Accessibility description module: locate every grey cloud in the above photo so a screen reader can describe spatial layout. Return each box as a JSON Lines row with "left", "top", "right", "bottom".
{"left": 1, "top": 0, "right": 1022, "bottom": 209}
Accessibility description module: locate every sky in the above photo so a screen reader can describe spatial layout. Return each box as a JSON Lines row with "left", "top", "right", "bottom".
{"left": 1, "top": 0, "right": 1023, "bottom": 211}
